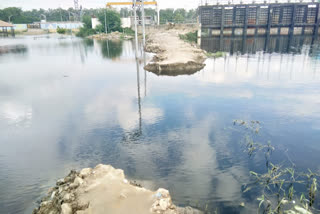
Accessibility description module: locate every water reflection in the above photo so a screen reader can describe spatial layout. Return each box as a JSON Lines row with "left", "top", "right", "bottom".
{"left": 0, "top": 35, "right": 320, "bottom": 214}
{"left": 99, "top": 40, "right": 123, "bottom": 59}
{"left": 201, "top": 35, "right": 320, "bottom": 56}
{"left": 148, "top": 68, "right": 200, "bottom": 77}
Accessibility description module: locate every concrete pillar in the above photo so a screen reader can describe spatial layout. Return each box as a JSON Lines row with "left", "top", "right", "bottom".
{"left": 244, "top": 5, "right": 249, "bottom": 37}
{"left": 289, "top": 4, "right": 297, "bottom": 37}
{"left": 220, "top": 6, "right": 225, "bottom": 37}
{"left": 314, "top": 3, "right": 320, "bottom": 37}
{"left": 266, "top": 5, "right": 272, "bottom": 35}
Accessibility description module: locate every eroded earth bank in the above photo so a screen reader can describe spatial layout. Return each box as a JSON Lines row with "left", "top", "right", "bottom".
{"left": 144, "top": 27, "right": 207, "bottom": 76}
{"left": 33, "top": 164, "right": 202, "bottom": 214}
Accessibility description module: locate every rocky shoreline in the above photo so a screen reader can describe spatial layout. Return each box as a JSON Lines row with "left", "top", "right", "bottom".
{"left": 33, "top": 164, "right": 202, "bottom": 214}
{"left": 144, "top": 28, "right": 206, "bottom": 75}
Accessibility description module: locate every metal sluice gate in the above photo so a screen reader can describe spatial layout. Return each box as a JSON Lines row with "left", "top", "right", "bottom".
{"left": 199, "top": 2, "right": 320, "bottom": 37}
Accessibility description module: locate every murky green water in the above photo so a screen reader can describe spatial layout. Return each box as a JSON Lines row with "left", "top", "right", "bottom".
{"left": 0, "top": 34, "right": 320, "bottom": 213}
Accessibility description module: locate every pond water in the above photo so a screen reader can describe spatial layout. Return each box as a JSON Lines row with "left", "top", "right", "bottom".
{"left": 0, "top": 34, "right": 320, "bottom": 214}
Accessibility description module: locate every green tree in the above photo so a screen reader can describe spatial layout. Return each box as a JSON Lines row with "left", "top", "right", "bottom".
{"left": 0, "top": 7, "right": 23, "bottom": 23}
{"left": 145, "top": 8, "right": 157, "bottom": 18}
{"left": 174, "top": 9, "right": 186, "bottom": 19}
{"left": 174, "top": 13, "right": 184, "bottom": 23}
{"left": 186, "top": 9, "right": 197, "bottom": 20}
{"left": 82, "top": 15, "right": 92, "bottom": 28}
{"left": 97, "top": 9, "right": 121, "bottom": 33}
{"left": 120, "top": 8, "right": 130, "bottom": 18}
{"left": 159, "top": 9, "right": 174, "bottom": 24}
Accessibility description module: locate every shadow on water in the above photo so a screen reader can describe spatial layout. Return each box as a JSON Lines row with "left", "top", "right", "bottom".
{"left": 0, "top": 44, "right": 28, "bottom": 56}
{"left": 201, "top": 35, "right": 320, "bottom": 56}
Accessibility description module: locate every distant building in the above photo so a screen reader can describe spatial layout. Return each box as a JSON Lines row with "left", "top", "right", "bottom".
{"left": 40, "top": 22, "right": 83, "bottom": 30}
{"left": 129, "top": 16, "right": 155, "bottom": 27}
{"left": 0, "top": 20, "right": 15, "bottom": 36}
{"left": 91, "top": 16, "right": 101, "bottom": 29}
{"left": 121, "top": 18, "right": 131, "bottom": 28}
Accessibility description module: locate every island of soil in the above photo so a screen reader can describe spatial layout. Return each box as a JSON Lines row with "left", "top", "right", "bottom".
{"left": 144, "top": 27, "right": 207, "bottom": 76}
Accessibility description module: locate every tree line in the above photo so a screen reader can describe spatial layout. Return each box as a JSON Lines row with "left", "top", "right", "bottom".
{"left": 0, "top": 7, "right": 198, "bottom": 24}
{"left": 120, "top": 8, "right": 198, "bottom": 24}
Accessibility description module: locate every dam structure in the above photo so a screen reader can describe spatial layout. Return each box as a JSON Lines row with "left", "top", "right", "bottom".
{"left": 199, "top": 1, "right": 320, "bottom": 37}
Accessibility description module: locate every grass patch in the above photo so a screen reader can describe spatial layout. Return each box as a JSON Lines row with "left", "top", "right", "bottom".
{"left": 179, "top": 31, "right": 197, "bottom": 43}
{"left": 14, "top": 29, "right": 28, "bottom": 35}
{"left": 76, "top": 27, "right": 96, "bottom": 37}
{"left": 206, "top": 51, "right": 225, "bottom": 58}
{"left": 122, "top": 27, "right": 135, "bottom": 36}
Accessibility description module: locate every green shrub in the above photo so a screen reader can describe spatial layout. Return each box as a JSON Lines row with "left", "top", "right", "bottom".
{"left": 95, "top": 24, "right": 104, "bottom": 33}
{"left": 122, "top": 27, "right": 135, "bottom": 35}
{"left": 76, "top": 27, "right": 95, "bottom": 37}
{"left": 179, "top": 31, "right": 197, "bottom": 43}
{"left": 57, "top": 27, "right": 67, "bottom": 34}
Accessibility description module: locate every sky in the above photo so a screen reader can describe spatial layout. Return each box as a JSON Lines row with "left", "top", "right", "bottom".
{"left": 0, "top": 0, "right": 312, "bottom": 10}
{"left": 0, "top": 0, "right": 203, "bottom": 10}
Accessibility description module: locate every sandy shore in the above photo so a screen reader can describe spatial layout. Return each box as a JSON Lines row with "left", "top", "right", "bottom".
{"left": 33, "top": 164, "right": 202, "bottom": 214}
{"left": 144, "top": 27, "right": 207, "bottom": 76}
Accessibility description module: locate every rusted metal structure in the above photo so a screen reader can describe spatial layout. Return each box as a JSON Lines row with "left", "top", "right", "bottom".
{"left": 199, "top": 2, "right": 320, "bottom": 37}
{"left": 0, "top": 20, "right": 15, "bottom": 37}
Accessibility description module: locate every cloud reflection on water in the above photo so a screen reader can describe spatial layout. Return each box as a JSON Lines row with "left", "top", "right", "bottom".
{"left": 0, "top": 35, "right": 320, "bottom": 214}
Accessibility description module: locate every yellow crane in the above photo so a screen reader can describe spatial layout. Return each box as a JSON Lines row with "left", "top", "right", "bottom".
{"left": 106, "top": 1, "right": 159, "bottom": 25}
{"left": 106, "top": 1, "right": 158, "bottom": 8}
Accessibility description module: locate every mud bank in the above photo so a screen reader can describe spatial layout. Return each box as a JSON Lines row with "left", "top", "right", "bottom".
{"left": 33, "top": 164, "right": 202, "bottom": 214}
{"left": 144, "top": 28, "right": 206, "bottom": 75}
{"left": 87, "top": 31, "right": 133, "bottom": 41}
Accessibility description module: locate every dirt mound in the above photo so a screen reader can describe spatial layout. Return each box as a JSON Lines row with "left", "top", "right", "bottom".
{"left": 87, "top": 31, "right": 133, "bottom": 40}
{"left": 144, "top": 28, "right": 206, "bottom": 75}
{"left": 33, "top": 164, "right": 202, "bottom": 214}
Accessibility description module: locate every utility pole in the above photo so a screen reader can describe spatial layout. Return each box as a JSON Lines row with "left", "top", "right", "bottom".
{"left": 74, "top": 0, "right": 79, "bottom": 21}
{"left": 141, "top": 0, "right": 146, "bottom": 47}
{"left": 134, "top": 0, "right": 139, "bottom": 57}
{"left": 8, "top": 15, "right": 13, "bottom": 23}
{"left": 40, "top": 14, "right": 47, "bottom": 22}
{"left": 60, "top": 8, "right": 63, "bottom": 21}
{"left": 105, "top": 9, "right": 107, "bottom": 33}
{"left": 157, "top": 4, "right": 160, "bottom": 25}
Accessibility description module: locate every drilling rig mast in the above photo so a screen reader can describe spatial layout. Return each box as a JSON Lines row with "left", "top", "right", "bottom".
{"left": 73, "top": 0, "right": 82, "bottom": 21}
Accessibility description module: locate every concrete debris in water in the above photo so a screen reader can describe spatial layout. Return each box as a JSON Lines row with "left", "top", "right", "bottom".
{"left": 33, "top": 164, "right": 202, "bottom": 214}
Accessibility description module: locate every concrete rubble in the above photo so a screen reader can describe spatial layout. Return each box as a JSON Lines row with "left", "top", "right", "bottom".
{"left": 33, "top": 164, "right": 202, "bottom": 214}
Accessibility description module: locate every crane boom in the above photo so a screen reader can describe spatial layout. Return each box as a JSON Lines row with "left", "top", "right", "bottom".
{"left": 106, "top": 1, "right": 157, "bottom": 8}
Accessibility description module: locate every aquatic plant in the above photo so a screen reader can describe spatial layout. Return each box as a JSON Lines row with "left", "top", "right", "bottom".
{"left": 233, "top": 120, "right": 320, "bottom": 214}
